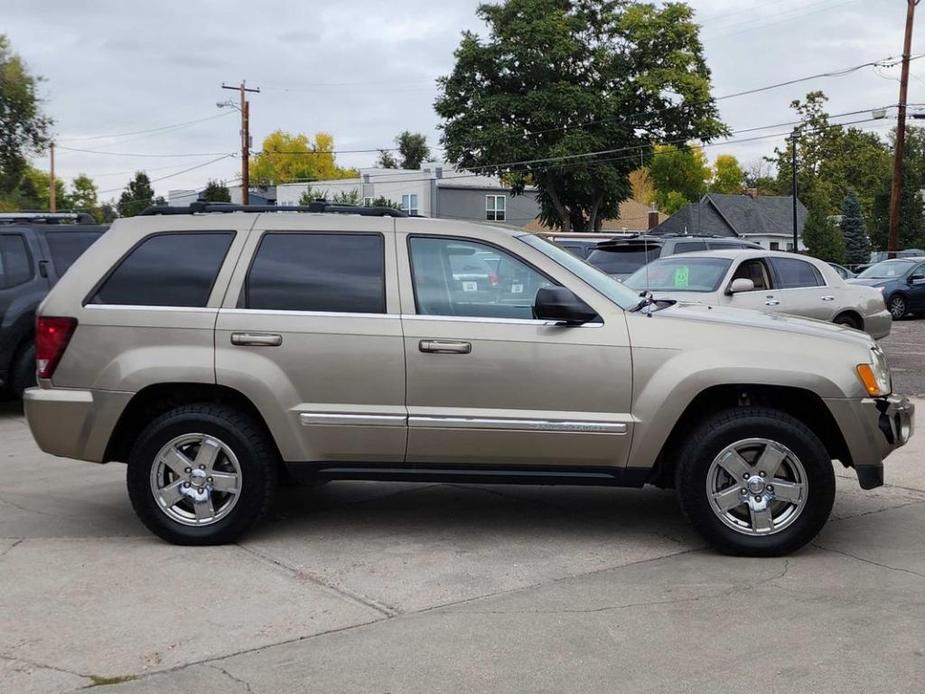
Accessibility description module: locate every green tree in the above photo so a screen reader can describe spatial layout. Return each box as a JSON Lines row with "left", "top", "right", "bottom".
{"left": 117, "top": 171, "right": 160, "bottom": 217}
{"left": 841, "top": 192, "right": 871, "bottom": 265}
{"left": 395, "top": 131, "right": 430, "bottom": 170}
{"left": 376, "top": 150, "right": 399, "bottom": 169}
{"left": 870, "top": 126, "right": 925, "bottom": 252}
{"left": 0, "top": 35, "right": 52, "bottom": 196}
{"left": 802, "top": 208, "right": 845, "bottom": 264}
{"left": 298, "top": 187, "right": 326, "bottom": 204}
{"left": 435, "top": 0, "right": 726, "bottom": 232}
{"left": 250, "top": 131, "right": 358, "bottom": 185}
{"left": 368, "top": 195, "right": 400, "bottom": 210}
{"left": 5, "top": 166, "right": 67, "bottom": 211}
{"left": 649, "top": 145, "right": 710, "bottom": 212}
{"left": 711, "top": 154, "right": 744, "bottom": 194}
{"left": 69, "top": 174, "right": 99, "bottom": 217}
{"left": 200, "top": 179, "right": 231, "bottom": 202}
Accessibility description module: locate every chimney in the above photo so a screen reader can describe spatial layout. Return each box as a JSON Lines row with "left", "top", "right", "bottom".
{"left": 647, "top": 210, "right": 660, "bottom": 229}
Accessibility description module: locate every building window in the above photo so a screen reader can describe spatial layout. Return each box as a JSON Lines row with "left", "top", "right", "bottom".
{"left": 769, "top": 242, "right": 780, "bottom": 250}
{"left": 401, "top": 194, "right": 419, "bottom": 216}
{"left": 786, "top": 242, "right": 794, "bottom": 251}
{"left": 486, "top": 195, "right": 506, "bottom": 221}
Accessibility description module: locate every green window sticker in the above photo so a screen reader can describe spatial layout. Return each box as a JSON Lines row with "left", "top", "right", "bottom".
{"left": 673, "top": 265, "right": 689, "bottom": 288}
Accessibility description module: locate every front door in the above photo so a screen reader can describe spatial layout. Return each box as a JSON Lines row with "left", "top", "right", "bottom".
{"left": 907, "top": 262, "right": 925, "bottom": 311}
{"left": 216, "top": 217, "right": 407, "bottom": 464}
{"left": 396, "top": 228, "right": 634, "bottom": 468}
{"left": 724, "top": 258, "right": 782, "bottom": 313}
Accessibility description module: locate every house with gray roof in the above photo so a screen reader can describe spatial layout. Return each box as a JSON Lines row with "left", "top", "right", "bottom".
{"left": 650, "top": 193, "right": 807, "bottom": 251}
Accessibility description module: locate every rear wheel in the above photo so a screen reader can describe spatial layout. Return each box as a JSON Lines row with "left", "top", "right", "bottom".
{"left": 833, "top": 313, "right": 861, "bottom": 330}
{"left": 10, "top": 342, "right": 36, "bottom": 398}
{"left": 888, "top": 294, "right": 907, "bottom": 320}
{"left": 675, "top": 407, "right": 835, "bottom": 556}
{"left": 127, "top": 404, "right": 277, "bottom": 545}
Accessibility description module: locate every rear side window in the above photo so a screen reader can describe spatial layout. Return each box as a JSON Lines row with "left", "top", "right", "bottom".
{"left": 92, "top": 232, "right": 234, "bottom": 307}
{"left": 244, "top": 232, "right": 385, "bottom": 313}
{"left": 769, "top": 257, "right": 825, "bottom": 289}
{"left": 44, "top": 231, "right": 103, "bottom": 276}
{"left": 0, "top": 234, "right": 33, "bottom": 288}
{"left": 587, "top": 246, "right": 661, "bottom": 275}
{"left": 673, "top": 241, "right": 707, "bottom": 254}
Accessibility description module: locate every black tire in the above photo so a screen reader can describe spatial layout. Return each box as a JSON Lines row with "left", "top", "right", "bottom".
{"left": 887, "top": 294, "right": 907, "bottom": 320}
{"left": 127, "top": 404, "right": 278, "bottom": 545}
{"left": 9, "top": 342, "right": 36, "bottom": 398}
{"left": 675, "top": 407, "right": 835, "bottom": 557}
{"left": 833, "top": 313, "right": 861, "bottom": 330}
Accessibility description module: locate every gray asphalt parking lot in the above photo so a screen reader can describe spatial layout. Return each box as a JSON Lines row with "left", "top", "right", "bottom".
{"left": 1, "top": 319, "right": 924, "bottom": 693}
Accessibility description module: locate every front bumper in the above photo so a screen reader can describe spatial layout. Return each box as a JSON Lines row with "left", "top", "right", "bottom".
{"left": 825, "top": 393, "right": 914, "bottom": 489}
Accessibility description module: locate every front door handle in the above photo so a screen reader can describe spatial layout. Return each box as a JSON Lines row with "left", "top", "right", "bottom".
{"left": 765, "top": 299, "right": 780, "bottom": 306}
{"left": 419, "top": 339, "right": 471, "bottom": 354}
{"left": 821, "top": 295, "right": 835, "bottom": 301}
{"left": 231, "top": 332, "right": 282, "bottom": 347}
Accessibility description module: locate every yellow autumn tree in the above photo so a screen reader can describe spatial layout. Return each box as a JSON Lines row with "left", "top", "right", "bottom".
{"left": 249, "top": 131, "right": 359, "bottom": 185}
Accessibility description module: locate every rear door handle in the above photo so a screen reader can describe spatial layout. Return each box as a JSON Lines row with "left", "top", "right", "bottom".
{"left": 419, "top": 339, "right": 471, "bottom": 354}
{"left": 231, "top": 332, "right": 282, "bottom": 347}
{"left": 821, "top": 295, "right": 835, "bottom": 301}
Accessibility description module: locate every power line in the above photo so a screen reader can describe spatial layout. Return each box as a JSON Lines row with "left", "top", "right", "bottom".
{"left": 703, "top": 0, "right": 863, "bottom": 40}
{"left": 56, "top": 145, "right": 234, "bottom": 158}
{"left": 55, "top": 111, "right": 235, "bottom": 143}
{"left": 95, "top": 154, "right": 236, "bottom": 195}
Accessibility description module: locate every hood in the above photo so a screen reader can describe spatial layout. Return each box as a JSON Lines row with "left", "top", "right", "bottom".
{"left": 655, "top": 301, "right": 875, "bottom": 347}
{"left": 847, "top": 277, "right": 891, "bottom": 287}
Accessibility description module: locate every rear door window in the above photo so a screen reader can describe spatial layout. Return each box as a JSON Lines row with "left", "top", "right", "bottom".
{"left": 587, "top": 246, "right": 661, "bottom": 275}
{"left": 769, "top": 257, "right": 825, "bottom": 289}
{"left": 244, "top": 232, "right": 386, "bottom": 313}
{"left": 92, "top": 232, "right": 234, "bottom": 306}
{"left": 0, "top": 234, "right": 33, "bottom": 288}
{"left": 44, "top": 231, "right": 104, "bottom": 276}
{"left": 673, "top": 241, "right": 707, "bottom": 254}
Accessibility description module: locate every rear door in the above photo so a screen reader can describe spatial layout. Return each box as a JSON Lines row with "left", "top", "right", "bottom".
{"left": 0, "top": 231, "right": 49, "bottom": 380}
{"left": 767, "top": 257, "right": 833, "bottom": 320}
{"left": 215, "top": 216, "right": 406, "bottom": 464}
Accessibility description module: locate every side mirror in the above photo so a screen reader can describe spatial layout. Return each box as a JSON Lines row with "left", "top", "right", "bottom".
{"left": 533, "top": 287, "right": 598, "bottom": 325}
{"left": 908, "top": 274, "right": 925, "bottom": 285}
{"left": 728, "top": 278, "right": 755, "bottom": 294}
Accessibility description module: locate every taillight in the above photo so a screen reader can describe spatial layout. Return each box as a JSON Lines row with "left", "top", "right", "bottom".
{"left": 35, "top": 317, "right": 77, "bottom": 379}
{"left": 489, "top": 273, "right": 499, "bottom": 286}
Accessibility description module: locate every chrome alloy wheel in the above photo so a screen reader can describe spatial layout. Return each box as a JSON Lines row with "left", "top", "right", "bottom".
{"left": 888, "top": 296, "right": 906, "bottom": 320}
{"left": 150, "top": 433, "right": 242, "bottom": 526}
{"left": 706, "top": 438, "right": 808, "bottom": 536}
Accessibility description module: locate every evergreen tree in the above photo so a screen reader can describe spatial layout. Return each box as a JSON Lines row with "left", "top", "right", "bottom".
{"left": 117, "top": 172, "right": 156, "bottom": 217}
{"left": 802, "top": 209, "right": 845, "bottom": 264}
{"left": 200, "top": 179, "right": 231, "bottom": 202}
{"left": 840, "top": 192, "right": 870, "bottom": 265}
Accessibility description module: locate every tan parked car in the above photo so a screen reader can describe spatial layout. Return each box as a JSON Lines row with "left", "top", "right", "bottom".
{"left": 623, "top": 250, "right": 893, "bottom": 339}
{"left": 24, "top": 202, "right": 914, "bottom": 556}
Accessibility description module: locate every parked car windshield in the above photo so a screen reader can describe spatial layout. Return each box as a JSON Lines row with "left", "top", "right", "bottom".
{"left": 518, "top": 234, "right": 640, "bottom": 310}
{"left": 586, "top": 245, "right": 662, "bottom": 276}
{"left": 857, "top": 260, "right": 918, "bottom": 279}
{"left": 623, "top": 257, "right": 732, "bottom": 293}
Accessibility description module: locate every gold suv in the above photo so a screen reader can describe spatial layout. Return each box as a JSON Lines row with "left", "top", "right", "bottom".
{"left": 24, "top": 202, "right": 914, "bottom": 556}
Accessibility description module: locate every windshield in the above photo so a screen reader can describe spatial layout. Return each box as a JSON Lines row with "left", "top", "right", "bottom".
{"left": 587, "top": 246, "right": 661, "bottom": 275}
{"left": 858, "top": 260, "right": 917, "bottom": 279}
{"left": 518, "top": 234, "right": 641, "bottom": 310}
{"left": 624, "top": 257, "right": 732, "bottom": 293}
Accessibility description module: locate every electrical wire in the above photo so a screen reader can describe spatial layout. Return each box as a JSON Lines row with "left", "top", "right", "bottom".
{"left": 55, "top": 111, "right": 235, "bottom": 143}
{"left": 56, "top": 145, "right": 234, "bottom": 158}
{"left": 95, "top": 154, "right": 236, "bottom": 195}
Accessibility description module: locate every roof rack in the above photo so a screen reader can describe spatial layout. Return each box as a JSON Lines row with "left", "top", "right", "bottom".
{"left": 139, "top": 201, "right": 407, "bottom": 218}
{"left": 0, "top": 211, "right": 97, "bottom": 225}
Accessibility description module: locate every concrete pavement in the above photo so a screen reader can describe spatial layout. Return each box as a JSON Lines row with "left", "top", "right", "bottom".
{"left": 1, "top": 398, "right": 923, "bottom": 693}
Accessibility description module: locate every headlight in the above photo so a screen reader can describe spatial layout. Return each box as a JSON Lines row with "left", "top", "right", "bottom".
{"left": 856, "top": 345, "right": 891, "bottom": 396}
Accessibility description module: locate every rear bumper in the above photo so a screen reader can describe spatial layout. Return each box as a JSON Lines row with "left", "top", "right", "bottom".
{"left": 24, "top": 387, "right": 133, "bottom": 462}
{"left": 865, "top": 308, "right": 893, "bottom": 340}
{"left": 825, "top": 394, "right": 914, "bottom": 489}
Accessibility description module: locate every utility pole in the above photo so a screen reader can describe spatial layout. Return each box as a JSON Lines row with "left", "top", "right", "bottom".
{"left": 790, "top": 130, "right": 798, "bottom": 252}
{"left": 49, "top": 142, "right": 56, "bottom": 212}
{"left": 221, "top": 81, "right": 260, "bottom": 204}
{"left": 888, "top": 0, "right": 920, "bottom": 258}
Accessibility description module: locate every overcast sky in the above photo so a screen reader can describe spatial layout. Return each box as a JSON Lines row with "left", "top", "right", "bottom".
{"left": 2, "top": 0, "right": 920, "bottom": 200}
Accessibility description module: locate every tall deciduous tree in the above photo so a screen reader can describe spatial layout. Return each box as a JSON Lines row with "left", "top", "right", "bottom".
{"left": 118, "top": 171, "right": 163, "bottom": 217}
{"left": 200, "top": 179, "right": 231, "bottom": 202}
{"left": 249, "top": 131, "right": 358, "bottom": 185}
{"left": 711, "top": 154, "right": 744, "bottom": 194}
{"left": 0, "top": 35, "right": 52, "bottom": 196}
{"left": 376, "top": 150, "right": 399, "bottom": 169}
{"left": 802, "top": 208, "right": 845, "bottom": 264}
{"left": 69, "top": 174, "right": 98, "bottom": 210}
{"left": 435, "top": 0, "right": 726, "bottom": 232}
{"left": 841, "top": 192, "right": 871, "bottom": 265}
{"left": 395, "top": 131, "right": 430, "bottom": 170}
{"left": 870, "top": 126, "right": 925, "bottom": 252}
{"left": 649, "top": 145, "right": 710, "bottom": 213}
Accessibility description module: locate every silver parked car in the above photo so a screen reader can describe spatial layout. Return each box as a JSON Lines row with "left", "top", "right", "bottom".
{"left": 623, "top": 250, "right": 892, "bottom": 339}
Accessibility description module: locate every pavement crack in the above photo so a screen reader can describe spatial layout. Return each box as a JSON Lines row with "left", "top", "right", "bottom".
{"left": 0, "top": 538, "right": 23, "bottom": 559}
{"left": 234, "top": 543, "right": 400, "bottom": 617}
{"left": 811, "top": 542, "right": 925, "bottom": 580}
{"left": 0, "top": 493, "right": 73, "bottom": 520}
{"left": 830, "top": 499, "right": 925, "bottom": 522}
{"left": 207, "top": 663, "right": 255, "bottom": 694}
{"left": 0, "top": 652, "right": 90, "bottom": 679}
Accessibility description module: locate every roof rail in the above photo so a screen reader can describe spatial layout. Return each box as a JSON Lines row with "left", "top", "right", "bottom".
{"left": 0, "top": 211, "right": 97, "bottom": 225}
{"left": 139, "top": 201, "right": 407, "bottom": 217}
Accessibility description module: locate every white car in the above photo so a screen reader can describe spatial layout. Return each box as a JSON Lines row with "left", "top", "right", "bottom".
{"left": 623, "top": 250, "right": 892, "bottom": 339}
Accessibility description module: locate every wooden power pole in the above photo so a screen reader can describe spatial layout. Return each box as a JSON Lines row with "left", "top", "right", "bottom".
{"left": 49, "top": 142, "right": 56, "bottom": 212}
{"left": 888, "top": 0, "right": 920, "bottom": 258}
{"left": 222, "top": 81, "right": 260, "bottom": 204}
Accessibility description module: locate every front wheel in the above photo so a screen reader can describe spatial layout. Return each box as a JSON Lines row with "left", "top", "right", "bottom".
{"left": 888, "top": 294, "right": 907, "bottom": 320}
{"left": 127, "top": 404, "right": 278, "bottom": 545}
{"left": 675, "top": 407, "right": 835, "bottom": 556}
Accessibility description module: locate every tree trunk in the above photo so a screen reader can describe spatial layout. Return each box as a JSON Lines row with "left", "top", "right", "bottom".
{"left": 546, "top": 184, "right": 572, "bottom": 232}
{"left": 588, "top": 193, "right": 604, "bottom": 233}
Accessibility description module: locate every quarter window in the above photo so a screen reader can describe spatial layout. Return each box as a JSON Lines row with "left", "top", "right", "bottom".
{"left": 244, "top": 232, "right": 385, "bottom": 313}
{"left": 401, "top": 194, "right": 419, "bottom": 216}
{"left": 486, "top": 195, "right": 506, "bottom": 221}
{"left": 409, "top": 236, "right": 554, "bottom": 319}
{"left": 0, "top": 234, "right": 32, "bottom": 289}
{"left": 92, "top": 232, "right": 234, "bottom": 307}
{"left": 45, "top": 231, "right": 104, "bottom": 276}
{"left": 673, "top": 241, "right": 707, "bottom": 253}
{"left": 769, "top": 257, "right": 825, "bottom": 289}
